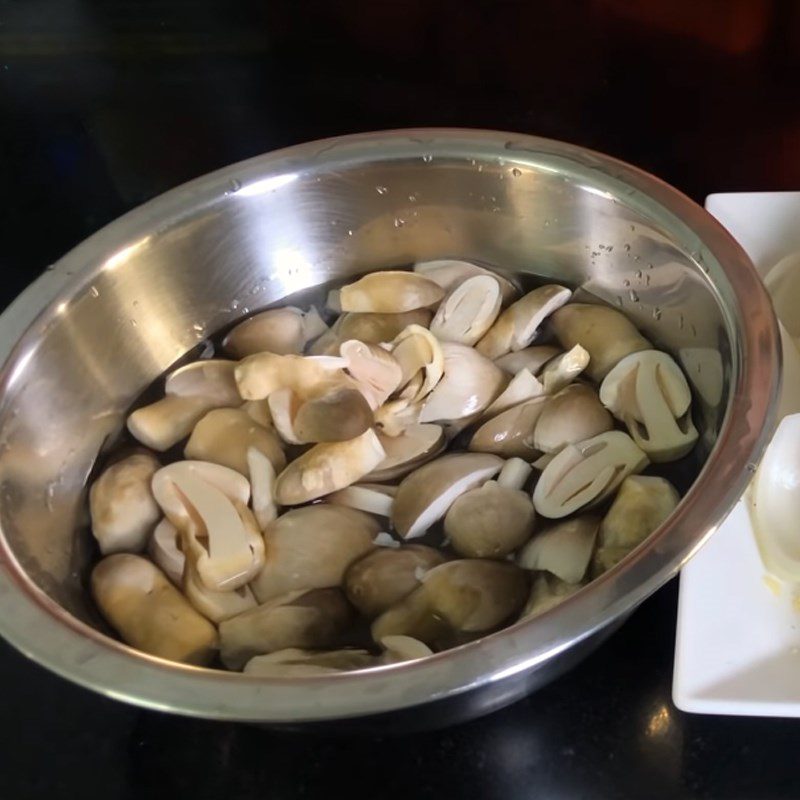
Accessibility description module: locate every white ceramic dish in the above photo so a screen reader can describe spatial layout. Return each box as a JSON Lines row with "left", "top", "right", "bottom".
{"left": 673, "top": 192, "right": 800, "bottom": 716}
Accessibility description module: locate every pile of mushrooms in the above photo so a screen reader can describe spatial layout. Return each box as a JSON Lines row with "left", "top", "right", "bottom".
{"left": 88, "top": 261, "right": 694, "bottom": 675}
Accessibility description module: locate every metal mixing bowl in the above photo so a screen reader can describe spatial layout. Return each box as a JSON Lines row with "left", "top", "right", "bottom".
{"left": 0, "top": 130, "right": 779, "bottom": 727}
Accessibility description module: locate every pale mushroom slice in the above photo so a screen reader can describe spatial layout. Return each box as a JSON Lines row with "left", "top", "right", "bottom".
{"left": 267, "top": 388, "right": 305, "bottom": 445}
{"left": 183, "top": 562, "right": 258, "bottom": 623}
{"left": 517, "top": 514, "right": 600, "bottom": 584}
{"left": 222, "top": 306, "right": 327, "bottom": 358}
{"left": 243, "top": 647, "right": 376, "bottom": 677}
{"left": 469, "top": 397, "right": 549, "bottom": 460}
{"left": 344, "top": 544, "right": 446, "bottom": 618}
{"left": 539, "top": 344, "right": 590, "bottom": 394}
{"left": 414, "top": 259, "right": 520, "bottom": 304}
{"left": 392, "top": 452, "right": 504, "bottom": 539}
{"left": 241, "top": 399, "right": 272, "bottom": 428}
{"left": 379, "top": 635, "right": 434, "bottom": 663}
{"left": 246, "top": 447, "right": 279, "bottom": 531}
{"left": 550, "top": 302, "right": 651, "bottom": 381}
{"left": 599, "top": 349, "right": 698, "bottom": 462}
{"left": 219, "top": 587, "right": 353, "bottom": 670}
{"left": 234, "top": 352, "right": 351, "bottom": 401}
{"left": 273, "top": 428, "right": 386, "bottom": 505}
{"left": 495, "top": 345, "right": 562, "bottom": 375}
{"left": 533, "top": 430, "right": 649, "bottom": 519}
{"left": 475, "top": 285, "right": 572, "bottom": 359}
{"left": 366, "top": 424, "right": 446, "bottom": 481}
{"left": 339, "top": 339, "right": 403, "bottom": 409}
{"left": 387, "top": 324, "right": 444, "bottom": 404}
{"left": 165, "top": 359, "right": 241, "bottom": 407}
{"left": 521, "top": 572, "right": 583, "bottom": 619}
{"left": 92, "top": 554, "right": 218, "bottom": 666}
{"left": 418, "top": 342, "right": 507, "bottom": 423}
{"left": 128, "top": 395, "right": 216, "bottom": 452}
{"left": 311, "top": 309, "right": 434, "bottom": 354}
{"left": 293, "top": 388, "right": 374, "bottom": 442}
{"left": 89, "top": 453, "right": 161, "bottom": 555}
{"left": 533, "top": 383, "right": 613, "bottom": 455}
{"left": 326, "top": 483, "right": 397, "bottom": 517}
{"left": 339, "top": 270, "right": 444, "bottom": 313}
{"left": 429, "top": 275, "right": 502, "bottom": 345}
{"left": 147, "top": 518, "right": 185, "bottom": 585}
{"left": 184, "top": 407, "right": 286, "bottom": 474}
{"left": 373, "top": 397, "right": 423, "bottom": 437}
{"left": 480, "top": 368, "right": 544, "bottom": 419}
{"left": 249, "top": 505, "right": 379, "bottom": 603}
{"left": 593, "top": 475, "right": 679, "bottom": 574}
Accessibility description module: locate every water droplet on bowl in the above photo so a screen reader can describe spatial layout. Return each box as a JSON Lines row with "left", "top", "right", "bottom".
{"left": 90, "top": 286, "right": 99, "bottom": 298}
{"left": 375, "top": 186, "right": 388, "bottom": 195}
{"left": 229, "top": 178, "right": 242, "bottom": 193}
{"left": 629, "top": 290, "right": 639, "bottom": 302}
{"left": 393, "top": 218, "right": 405, "bottom": 228}
{"left": 422, "top": 154, "right": 433, "bottom": 163}
{"left": 511, "top": 167, "right": 522, "bottom": 177}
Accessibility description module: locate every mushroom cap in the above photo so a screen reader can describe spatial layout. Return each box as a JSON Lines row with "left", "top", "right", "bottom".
{"left": 334, "top": 309, "right": 434, "bottom": 344}
{"left": 183, "top": 561, "right": 258, "bottom": 623}
{"left": 147, "top": 518, "right": 185, "bottom": 585}
{"left": 340, "top": 339, "right": 403, "bottom": 409}
{"left": 469, "top": 397, "right": 549, "bottom": 460}
{"left": 495, "top": 346, "right": 562, "bottom": 375}
{"left": 517, "top": 514, "right": 600, "bottom": 584}
{"left": 293, "top": 387, "right": 374, "bottom": 443}
{"left": 533, "top": 383, "right": 613, "bottom": 454}
{"left": 222, "top": 307, "right": 312, "bottom": 358}
{"left": 413, "top": 259, "right": 520, "bottom": 304}
{"left": 339, "top": 270, "right": 444, "bottom": 313}
{"left": 366, "top": 424, "right": 446, "bottom": 481}
{"left": 392, "top": 452, "right": 504, "bottom": 539}
{"left": 379, "top": 635, "right": 434, "bottom": 663}
{"left": 165, "top": 359, "right": 241, "bottom": 407}
{"left": 521, "top": 572, "right": 582, "bottom": 619}
{"left": 234, "top": 352, "right": 351, "bottom": 402}
{"left": 127, "top": 395, "right": 216, "bottom": 452}
{"left": 429, "top": 275, "right": 502, "bottom": 346}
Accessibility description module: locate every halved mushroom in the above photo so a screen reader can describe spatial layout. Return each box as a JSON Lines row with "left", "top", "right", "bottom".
{"left": 373, "top": 397, "right": 422, "bottom": 437}
{"left": 246, "top": 446, "right": 279, "bottom": 530}
{"left": 495, "top": 345, "right": 562, "bottom": 375}
{"left": 128, "top": 395, "right": 216, "bottom": 451}
{"left": 164, "top": 359, "right": 241, "bottom": 407}
{"left": 89, "top": 453, "right": 161, "bottom": 555}
{"left": 365, "top": 424, "right": 446, "bottom": 481}
{"left": 418, "top": 343, "right": 507, "bottom": 423}
{"left": 387, "top": 325, "right": 444, "bottom": 404}
{"left": 273, "top": 428, "right": 386, "bottom": 505}
{"left": 392, "top": 452, "right": 504, "bottom": 539}
{"left": 344, "top": 544, "right": 446, "bottom": 617}
{"left": 593, "top": 475, "right": 679, "bottom": 574}
{"left": 219, "top": 587, "right": 353, "bottom": 670}
{"left": 183, "top": 561, "right": 258, "bottom": 623}
{"left": 517, "top": 514, "right": 600, "bottom": 584}
{"left": 429, "top": 275, "right": 502, "bottom": 346}
{"left": 469, "top": 397, "right": 548, "bottom": 460}
{"left": 476, "top": 285, "right": 572, "bottom": 359}
{"left": 480, "top": 368, "right": 544, "bottom": 419}
{"left": 520, "top": 572, "right": 583, "bottom": 619}
{"left": 267, "top": 388, "right": 305, "bottom": 445}
{"left": 92, "top": 554, "right": 218, "bottom": 666}
{"left": 147, "top": 518, "right": 185, "bottom": 585}
{"left": 241, "top": 399, "right": 272, "bottom": 428}
{"left": 222, "top": 306, "right": 327, "bottom": 358}
{"left": 414, "top": 259, "right": 520, "bottom": 304}
{"left": 184, "top": 407, "right": 286, "bottom": 474}
{"left": 599, "top": 350, "right": 698, "bottom": 462}
{"left": 379, "top": 635, "right": 433, "bottom": 663}
{"left": 550, "top": 303, "right": 651, "bottom": 381}
{"left": 317, "top": 309, "right": 434, "bottom": 352}
{"left": 234, "top": 352, "right": 351, "bottom": 401}
{"left": 371, "top": 560, "right": 529, "bottom": 649}
{"left": 293, "top": 388, "right": 374, "bottom": 443}
{"left": 249, "top": 505, "right": 378, "bottom": 602}
{"left": 339, "top": 339, "right": 403, "bottom": 408}
{"left": 326, "top": 483, "right": 396, "bottom": 517}
{"left": 539, "top": 344, "right": 590, "bottom": 394}
{"left": 533, "top": 383, "right": 613, "bottom": 455}
{"left": 533, "top": 431, "right": 649, "bottom": 519}
{"left": 243, "top": 647, "right": 376, "bottom": 677}
{"left": 339, "top": 270, "right": 444, "bottom": 313}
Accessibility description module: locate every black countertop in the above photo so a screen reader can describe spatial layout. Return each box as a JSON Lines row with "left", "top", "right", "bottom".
{"left": 2, "top": 2, "right": 800, "bottom": 798}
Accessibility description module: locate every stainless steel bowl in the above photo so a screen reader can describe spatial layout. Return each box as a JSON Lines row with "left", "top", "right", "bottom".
{"left": 0, "top": 129, "right": 779, "bottom": 727}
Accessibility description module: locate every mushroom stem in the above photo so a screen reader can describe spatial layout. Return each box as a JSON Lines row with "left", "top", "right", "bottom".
{"left": 496, "top": 458, "right": 533, "bottom": 491}
{"left": 247, "top": 447, "right": 279, "bottom": 530}
{"left": 326, "top": 484, "right": 395, "bottom": 517}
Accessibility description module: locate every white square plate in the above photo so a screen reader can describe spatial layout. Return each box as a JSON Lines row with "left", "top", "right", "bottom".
{"left": 673, "top": 192, "right": 800, "bottom": 716}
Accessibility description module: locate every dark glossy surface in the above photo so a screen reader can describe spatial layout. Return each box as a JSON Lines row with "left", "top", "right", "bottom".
{"left": 2, "top": 1, "right": 800, "bottom": 797}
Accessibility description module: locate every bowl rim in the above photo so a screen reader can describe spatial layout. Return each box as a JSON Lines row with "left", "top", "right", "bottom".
{"left": 0, "top": 128, "right": 781, "bottom": 721}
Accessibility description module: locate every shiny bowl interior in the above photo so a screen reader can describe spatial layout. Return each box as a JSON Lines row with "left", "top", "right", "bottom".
{"left": 0, "top": 130, "right": 779, "bottom": 725}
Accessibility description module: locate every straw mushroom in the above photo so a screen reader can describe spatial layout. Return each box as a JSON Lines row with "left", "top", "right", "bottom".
{"left": 379, "top": 635, "right": 434, "bottom": 663}
{"left": 249, "top": 505, "right": 378, "bottom": 603}
{"left": 495, "top": 345, "right": 562, "bottom": 375}
{"left": 243, "top": 647, "right": 376, "bottom": 677}
{"left": 92, "top": 554, "right": 218, "bottom": 666}
{"left": 241, "top": 399, "right": 272, "bottom": 428}
{"left": 414, "top": 259, "right": 520, "bottom": 304}
{"left": 429, "top": 275, "right": 502, "bottom": 345}
{"left": 340, "top": 339, "right": 403, "bottom": 408}
{"left": 387, "top": 325, "right": 444, "bottom": 404}
{"left": 469, "top": 397, "right": 549, "bottom": 459}
{"left": 550, "top": 303, "right": 651, "bottom": 381}
{"left": 164, "top": 359, "right": 241, "bottom": 407}
{"left": 344, "top": 544, "right": 446, "bottom": 617}
{"left": 533, "top": 431, "right": 649, "bottom": 519}
{"left": 539, "top": 345, "right": 590, "bottom": 394}
{"left": 321, "top": 309, "right": 433, "bottom": 350}
{"left": 366, "top": 424, "right": 446, "bottom": 481}
{"left": 89, "top": 453, "right": 161, "bottom": 554}
{"left": 532, "top": 383, "right": 613, "bottom": 455}
{"left": 222, "top": 306, "right": 327, "bottom": 358}
{"left": 480, "top": 368, "right": 544, "bottom": 419}
{"left": 183, "top": 562, "right": 258, "bottom": 623}
{"left": 518, "top": 514, "right": 600, "bottom": 584}
{"left": 326, "top": 483, "right": 396, "bottom": 517}
{"left": 147, "top": 518, "right": 184, "bottom": 585}
{"left": 234, "top": 352, "right": 352, "bottom": 401}
{"left": 392, "top": 453, "right": 504, "bottom": 539}
{"left": 292, "top": 388, "right": 374, "bottom": 443}
{"left": 521, "top": 572, "right": 583, "bottom": 619}
{"left": 599, "top": 349, "right": 698, "bottom": 462}
{"left": 127, "top": 395, "right": 216, "bottom": 451}
{"left": 339, "top": 270, "right": 444, "bottom": 313}
{"left": 247, "top": 446, "right": 279, "bottom": 530}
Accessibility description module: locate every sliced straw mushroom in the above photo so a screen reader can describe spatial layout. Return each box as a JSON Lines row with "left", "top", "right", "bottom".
{"left": 476, "top": 285, "right": 572, "bottom": 359}
{"left": 539, "top": 344, "right": 590, "bottom": 394}
{"left": 164, "top": 359, "right": 241, "bottom": 407}
{"left": 241, "top": 399, "right": 272, "bottom": 428}
{"left": 379, "top": 635, "right": 434, "bottom": 663}
{"left": 92, "top": 554, "right": 218, "bottom": 666}
{"left": 128, "top": 395, "right": 216, "bottom": 451}
{"left": 293, "top": 388, "right": 374, "bottom": 442}
{"left": 243, "top": 647, "right": 376, "bottom": 677}
{"left": 267, "top": 388, "right": 305, "bottom": 445}
{"left": 480, "top": 368, "right": 544, "bottom": 419}
{"left": 418, "top": 342, "right": 507, "bottom": 423}
{"left": 521, "top": 572, "right": 583, "bottom": 619}
{"left": 273, "top": 428, "right": 386, "bottom": 505}
{"left": 373, "top": 397, "right": 422, "bottom": 437}
{"left": 344, "top": 544, "right": 446, "bottom": 617}
{"left": 392, "top": 452, "right": 504, "bottom": 539}
{"left": 339, "top": 270, "right": 444, "bottom": 313}
{"left": 234, "top": 352, "right": 351, "bottom": 401}
{"left": 495, "top": 345, "right": 562, "bottom": 375}
{"left": 517, "top": 514, "right": 600, "bottom": 584}
{"left": 371, "top": 560, "right": 529, "bottom": 649}
{"left": 219, "top": 587, "right": 353, "bottom": 669}
{"left": 246, "top": 446, "right": 279, "bottom": 530}
{"left": 533, "top": 383, "right": 613, "bottom": 455}
{"left": 429, "top": 275, "right": 502, "bottom": 346}
{"left": 469, "top": 397, "right": 549, "bottom": 460}
{"left": 550, "top": 302, "right": 651, "bottom": 381}
{"left": 89, "top": 453, "right": 161, "bottom": 555}
{"left": 147, "top": 518, "right": 185, "bottom": 585}
{"left": 332, "top": 309, "right": 434, "bottom": 345}
{"left": 340, "top": 339, "right": 403, "bottom": 408}
{"left": 326, "top": 483, "right": 396, "bottom": 517}
{"left": 414, "top": 259, "right": 520, "bottom": 304}
{"left": 593, "top": 475, "right": 679, "bottom": 574}
{"left": 183, "top": 562, "right": 258, "bottom": 623}
{"left": 387, "top": 325, "right": 444, "bottom": 404}
{"left": 366, "top": 424, "right": 446, "bottom": 481}
{"left": 533, "top": 430, "right": 649, "bottom": 519}
{"left": 599, "top": 349, "right": 698, "bottom": 462}
{"left": 249, "top": 505, "right": 378, "bottom": 603}
{"left": 184, "top": 407, "right": 286, "bottom": 474}
{"left": 222, "top": 306, "right": 327, "bottom": 358}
